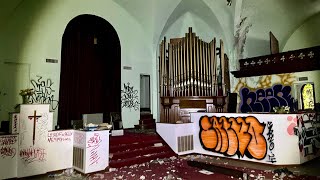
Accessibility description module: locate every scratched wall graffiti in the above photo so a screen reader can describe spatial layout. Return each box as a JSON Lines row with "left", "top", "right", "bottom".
{"left": 36, "top": 113, "right": 49, "bottom": 142}
{"left": 19, "top": 147, "right": 46, "bottom": 164}
{"left": 48, "top": 131, "right": 73, "bottom": 143}
{"left": 74, "top": 132, "right": 85, "bottom": 145}
{"left": 87, "top": 133, "right": 102, "bottom": 166}
{"left": 121, "top": 82, "right": 139, "bottom": 111}
{"left": 12, "top": 114, "right": 19, "bottom": 134}
{"left": 0, "top": 136, "right": 17, "bottom": 158}
{"left": 294, "top": 113, "right": 320, "bottom": 156}
{"left": 199, "top": 115, "right": 267, "bottom": 160}
{"left": 30, "top": 75, "right": 59, "bottom": 111}
{"left": 0, "top": 136, "right": 17, "bottom": 146}
{"left": 240, "top": 84, "right": 294, "bottom": 113}
{"left": 0, "top": 146, "right": 16, "bottom": 158}
{"left": 266, "top": 122, "right": 276, "bottom": 163}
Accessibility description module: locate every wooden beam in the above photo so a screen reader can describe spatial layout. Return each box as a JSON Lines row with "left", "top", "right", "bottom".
{"left": 187, "top": 160, "right": 246, "bottom": 179}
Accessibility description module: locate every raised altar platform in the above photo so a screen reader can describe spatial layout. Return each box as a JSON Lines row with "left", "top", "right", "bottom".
{"left": 0, "top": 104, "right": 109, "bottom": 179}
{"left": 156, "top": 112, "right": 320, "bottom": 165}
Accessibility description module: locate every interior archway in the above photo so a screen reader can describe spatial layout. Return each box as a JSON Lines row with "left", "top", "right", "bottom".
{"left": 58, "top": 14, "right": 121, "bottom": 129}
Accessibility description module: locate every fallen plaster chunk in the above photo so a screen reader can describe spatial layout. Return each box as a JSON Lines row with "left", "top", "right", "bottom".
{"left": 255, "top": 174, "right": 265, "bottom": 180}
{"left": 140, "top": 175, "right": 146, "bottom": 179}
{"left": 249, "top": 174, "right": 255, "bottom": 178}
{"left": 170, "top": 156, "right": 177, "bottom": 160}
{"left": 224, "top": 162, "right": 228, "bottom": 165}
{"left": 199, "top": 169, "right": 214, "bottom": 175}
{"left": 109, "top": 168, "right": 117, "bottom": 172}
{"left": 288, "top": 174, "right": 294, "bottom": 178}
{"left": 279, "top": 172, "right": 287, "bottom": 179}
{"left": 94, "top": 173, "right": 105, "bottom": 179}
{"left": 216, "top": 157, "right": 220, "bottom": 160}
{"left": 158, "top": 160, "right": 164, "bottom": 165}
{"left": 154, "top": 143, "right": 163, "bottom": 147}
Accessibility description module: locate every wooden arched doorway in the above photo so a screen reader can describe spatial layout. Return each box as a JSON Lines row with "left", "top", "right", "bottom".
{"left": 58, "top": 14, "right": 121, "bottom": 129}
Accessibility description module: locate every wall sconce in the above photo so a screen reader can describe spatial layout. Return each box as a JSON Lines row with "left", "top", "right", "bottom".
{"left": 227, "top": 0, "right": 232, "bottom": 6}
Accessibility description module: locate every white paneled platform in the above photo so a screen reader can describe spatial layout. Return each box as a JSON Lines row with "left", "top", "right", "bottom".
{"left": 157, "top": 112, "right": 320, "bottom": 165}
{"left": 0, "top": 104, "right": 110, "bottom": 179}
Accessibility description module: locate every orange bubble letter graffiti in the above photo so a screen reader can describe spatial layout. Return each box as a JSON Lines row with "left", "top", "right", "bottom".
{"left": 245, "top": 116, "right": 267, "bottom": 160}
{"left": 199, "top": 115, "right": 267, "bottom": 160}
{"left": 199, "top": 116, "right": 217, "bottom": 149}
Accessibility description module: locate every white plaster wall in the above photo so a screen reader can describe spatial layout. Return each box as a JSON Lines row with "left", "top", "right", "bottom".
{"left": 282, "top": 13, "right": 320, "bottom": 103}
{"left": 283, "top": 13, "right": 320, "bottom": 52}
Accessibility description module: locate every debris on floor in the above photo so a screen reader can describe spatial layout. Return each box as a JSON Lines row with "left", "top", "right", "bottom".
{"left": 49, "top": 168, "right": 87, "bottom": 180}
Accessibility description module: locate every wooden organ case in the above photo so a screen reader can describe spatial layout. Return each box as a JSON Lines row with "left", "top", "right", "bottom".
{"left": 159, "top": 27, "right": 231, "bottom": 123}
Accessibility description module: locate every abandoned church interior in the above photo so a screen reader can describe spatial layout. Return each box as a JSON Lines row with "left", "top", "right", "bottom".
{"left": 0, "top": 0, "right": 320, "bottom": 179}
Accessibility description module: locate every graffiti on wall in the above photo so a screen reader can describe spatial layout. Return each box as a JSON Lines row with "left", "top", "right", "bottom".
{"left": 30, "top": 75, "right": 59, "bottom": 111}
{"left": 199, "top": 115, "right": 267, "bottom": 160}
{"left": 19, "top": 147, "right": 46, "bottom": 164}
{"left": 287, "top": 115, "right": 298, "bottom": 136}
{"left": 121, "top": 82, "right": 139, "bottom": 111}
{"left": 266, "top": 121, "right": 277, "bottom": 163}
{"left": 294, "top": 113, "right": 320, "bottom": 156}
{"left": 240, "top": 84, "right": 294, "bottom": 113}
{"left": 0, "top": 136, "right": 17, "bottom": 158}
{"left": 87, "top": 133, "right": 102, "bottom": 166}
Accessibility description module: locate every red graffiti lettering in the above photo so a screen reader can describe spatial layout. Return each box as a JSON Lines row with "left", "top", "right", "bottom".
{"left": 0, "top": 136, "right": 17, "bottom": 146}
{"left": 19, "top": 147, "right": 46, "bottom": 164}
{"left": 0, "top": 146, "right": 16, "bottom": 158}
{"left": 48, "top": 131, "right": 73, "bottom": 143}
{"left": 87, "top": 133, "right": 102, "bottom": 166}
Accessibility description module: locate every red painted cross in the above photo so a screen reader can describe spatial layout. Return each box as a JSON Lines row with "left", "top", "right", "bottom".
{"left": 28, "top": 110, "right": 42, "bottom": 145}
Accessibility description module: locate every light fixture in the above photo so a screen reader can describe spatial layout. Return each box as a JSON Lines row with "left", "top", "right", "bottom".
{"left": 227, "top": 0, "right": 232, "bottom": 6}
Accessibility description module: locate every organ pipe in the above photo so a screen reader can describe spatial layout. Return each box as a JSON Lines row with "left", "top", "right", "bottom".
{"left": 159, "top": 27, "right": 229, "bottom": 98}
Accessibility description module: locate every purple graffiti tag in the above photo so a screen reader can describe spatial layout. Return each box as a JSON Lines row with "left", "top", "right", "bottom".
{"left": 240, "top": 84, "right": 294, "bottom": 113}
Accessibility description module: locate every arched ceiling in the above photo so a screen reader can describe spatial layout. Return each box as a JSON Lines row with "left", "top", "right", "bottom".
{"left": 242, "top": 0, "right": 320, "bottom": 52}
{"left": 159, "top": 0, "right": 226, "bottom": 43}
{"left": 0, "top": 0, "right": 24, "bottom": 27}
{"left": 0, "top": 0, "right": 319, "bottom": 56}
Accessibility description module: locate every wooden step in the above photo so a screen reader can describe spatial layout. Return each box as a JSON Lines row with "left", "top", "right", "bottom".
{"left": 140, "top": 113, "right": 153, "bottom": 120}
{"left": 110, "top": 145, "right": 171, "bottom": 160}
{"left": 110, "top": 139, "right": 163, "bottom": 153}
{"left": 109, "top": 151, "right": 176, "bottom": 168}
{"left": 138, "top": 118, "right": 155, "bottom": 125}
{"left": 134, "top": 123, "right": 156, "bottom": 130}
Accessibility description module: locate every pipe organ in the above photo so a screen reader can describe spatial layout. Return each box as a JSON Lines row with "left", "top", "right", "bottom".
{"left": 159, "top": 27, "right": 230, "bottom": 123}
